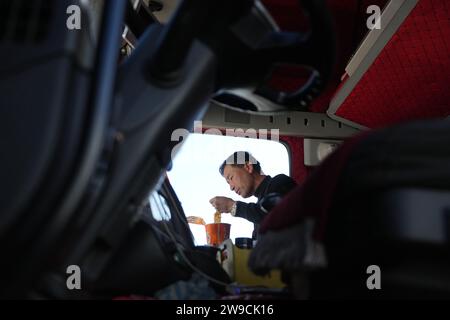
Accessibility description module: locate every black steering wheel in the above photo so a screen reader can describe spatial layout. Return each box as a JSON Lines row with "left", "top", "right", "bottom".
{"left": 208, "top": 0, "right": 336, "bottom": 113}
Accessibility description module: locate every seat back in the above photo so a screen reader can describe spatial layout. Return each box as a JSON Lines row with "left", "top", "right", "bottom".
{"left": 0, "top": 0, "right": 123, "bottom": 297}
{"left": 308, "top": 118, "right": 450, "bottom": 299}
{"left": 316, "top": 188, "right": 450, "bottom": 299}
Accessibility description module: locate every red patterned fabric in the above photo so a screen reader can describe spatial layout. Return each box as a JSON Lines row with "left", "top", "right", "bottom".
{"left": 280, "top": 136, "right": 313, "bottom": 184}
{"left": 335, "top": 0, "right": 450, "bottom": 128}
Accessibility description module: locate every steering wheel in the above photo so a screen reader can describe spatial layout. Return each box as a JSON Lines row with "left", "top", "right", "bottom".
{"left": 208, "top": 0, "right": 336, "bottom": 113}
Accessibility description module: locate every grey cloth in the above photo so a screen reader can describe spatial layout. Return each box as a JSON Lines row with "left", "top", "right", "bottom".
{"left": 248, "top": 219, "right": 327, "bottom": 276}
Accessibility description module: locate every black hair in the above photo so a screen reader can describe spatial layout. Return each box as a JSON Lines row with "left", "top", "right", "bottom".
{"left": 219, "top": 151, "right": 261, "bottom": 176}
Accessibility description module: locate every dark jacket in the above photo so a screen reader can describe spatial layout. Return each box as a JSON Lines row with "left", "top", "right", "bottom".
{"left": 235, "top": 174, "right": 297, "bottom": 235}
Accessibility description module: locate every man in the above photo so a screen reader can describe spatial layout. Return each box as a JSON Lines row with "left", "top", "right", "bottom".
{"left": 210, "top": 151, "right": 297, "bottom": 238}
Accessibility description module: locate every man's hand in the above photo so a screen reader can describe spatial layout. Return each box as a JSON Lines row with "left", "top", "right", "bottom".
{"left": 209, "top": 196, "right": 235, "bottom": 213}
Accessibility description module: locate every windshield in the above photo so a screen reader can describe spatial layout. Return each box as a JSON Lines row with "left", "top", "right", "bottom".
{"left": 167, "top": 133, "right": 290, "bottom": 245}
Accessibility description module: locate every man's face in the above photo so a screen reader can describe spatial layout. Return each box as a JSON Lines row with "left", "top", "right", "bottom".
{"left": 223, "top": 163, "right": 255, "bottom": 198}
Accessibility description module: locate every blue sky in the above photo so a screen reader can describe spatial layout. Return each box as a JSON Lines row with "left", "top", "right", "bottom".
{"left": 167, "top": 133, "right": 290, "bottom": 245}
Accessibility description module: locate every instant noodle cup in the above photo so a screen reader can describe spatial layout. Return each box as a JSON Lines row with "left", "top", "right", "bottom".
{"left": 205, "top": 223, "right": 231, "bottom": 246}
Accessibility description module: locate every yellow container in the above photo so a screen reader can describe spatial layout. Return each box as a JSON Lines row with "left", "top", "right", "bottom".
{"left": 220, "top": 239, "right": 285, "bottom": 288}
